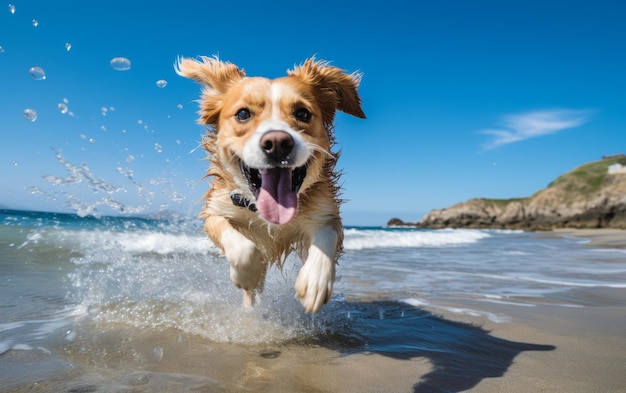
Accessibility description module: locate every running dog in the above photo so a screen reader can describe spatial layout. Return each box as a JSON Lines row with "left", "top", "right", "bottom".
{"left": 176, "top": 56, "right": 365, "bottom": 312}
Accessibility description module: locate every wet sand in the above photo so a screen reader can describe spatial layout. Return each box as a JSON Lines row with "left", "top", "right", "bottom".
{"left": 552, "top": 228, "right": 626, "bottom": 249}
{"left": 4, "top": 299, "right": 625, "bottom": 392}
{"left": 2, "top": 229, "right": 625, "bottom": 392}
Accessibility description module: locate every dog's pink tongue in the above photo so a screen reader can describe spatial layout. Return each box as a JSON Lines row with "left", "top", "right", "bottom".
{"left": 257, "top": 168, "right": 297, "bottom": 225}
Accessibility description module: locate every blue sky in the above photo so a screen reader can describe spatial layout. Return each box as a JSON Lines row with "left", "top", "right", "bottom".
{"left": 1, "top": 0, "right": 624, "bottom": 225}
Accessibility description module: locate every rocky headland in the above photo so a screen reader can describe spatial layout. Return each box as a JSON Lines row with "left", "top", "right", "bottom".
{"left": 389, "top": 156, "right": 626, "bottom": 230}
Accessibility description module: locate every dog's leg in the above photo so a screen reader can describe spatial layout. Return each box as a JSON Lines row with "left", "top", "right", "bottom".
{"left": 207, "top": 216, "right": 265, "bottom": 307}
{"left": 294, "top": 226, "right": 337, "bottom": 313}
{"left": 221, "top": 227, "right": 265, "bottom": 307}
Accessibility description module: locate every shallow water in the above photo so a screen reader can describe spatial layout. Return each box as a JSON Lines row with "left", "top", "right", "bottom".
{"left": 1, "top": 209, "right": 624, "bottom": 391}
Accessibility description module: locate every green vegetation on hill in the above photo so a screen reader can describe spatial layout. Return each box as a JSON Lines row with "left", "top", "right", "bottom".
{"left": 547, "top": 156, "right": 626, "bottom": 199}
{"left": 478, "top": 197, "right": 528, "bottom": 207}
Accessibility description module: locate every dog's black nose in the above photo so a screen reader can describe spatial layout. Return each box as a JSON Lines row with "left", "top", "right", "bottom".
{"left": 260, "top": 131, "right": 294, "bottom": 162}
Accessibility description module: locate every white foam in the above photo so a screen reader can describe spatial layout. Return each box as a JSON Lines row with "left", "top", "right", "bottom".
{"left": 516, "top": 275, "right": 626, "bottom": 288}
{"left": 402, "top": 298, "right": 511, "bottom": 323}
{"left": 344, "top": 228, "right": 490, "bottom": 250}
{"left": 40, "top": 228, "right": 217, "bottom": 256}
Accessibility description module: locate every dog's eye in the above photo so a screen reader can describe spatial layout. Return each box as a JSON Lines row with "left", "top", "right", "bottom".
{"left": 293, "top": 108, "right": 312, "bottom": 123}
{"left": 235, "top": 108, "right": 252, "bottom": 122}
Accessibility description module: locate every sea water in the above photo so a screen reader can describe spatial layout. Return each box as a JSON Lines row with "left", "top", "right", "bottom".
{"left": 1, "top": 209, "right": 625, "bottom": 389}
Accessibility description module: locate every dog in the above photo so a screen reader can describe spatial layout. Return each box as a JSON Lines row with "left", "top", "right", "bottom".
{"left": 176, "top": 56, "right": 365, "bottom": 313}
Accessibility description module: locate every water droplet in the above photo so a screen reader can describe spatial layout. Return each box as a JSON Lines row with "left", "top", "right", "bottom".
{"left": 0, "top": 46, "right": 4, "bottom": 53}
{"left": 23, "top": 108, "right": 37, "bottom": 122}
{"left": 58, "top": 103, "right": 68, "bottom": 114}
{"left": 110, "top": 57, "right": 131, "bottom": 71}
{"left": 32, "top": 19, "right": 38, "bottom": 27}
{"left": 154, "top": 143, "right": 163, "bottom": 153}
{"left": 126, "top": 155, "right": 135, "bottom": 163}
{"left": 63, "top": 98, "right": 69, "bottom": 104}
{"left": 65, "top": 42, "right": 72, "bottom": 51}
{"left": 89, "top": 138, "right": 95, "bottom": 143}
{"left": 12, "top": 161, "right": 18, "bottom": 166}
{"left": 151, "top": 346, "right": 164, "bottom": 360}
{"left": 8, "top": 4, "right": 15, "bottom": 14}
{"left": 29, "top": 66, "right": 46, "bottom": 80}
{"left": 156, "top": 79, "right": 168, "bottom": 88}
{"left": 176, "top": 104, "right": 183, "bottom": 109}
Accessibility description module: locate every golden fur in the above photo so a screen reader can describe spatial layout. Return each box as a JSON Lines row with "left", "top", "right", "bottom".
{"left": 176, "top": 56, "right": 365, "bottom": 312}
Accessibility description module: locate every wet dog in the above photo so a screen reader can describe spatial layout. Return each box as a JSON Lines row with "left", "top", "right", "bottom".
{"left": 176, "top": 56, "right": 365, "bottom": 312}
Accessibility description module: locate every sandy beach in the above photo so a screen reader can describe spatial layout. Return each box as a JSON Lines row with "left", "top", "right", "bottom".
{"left": 2, "top": 226, "right": 625, "bottom": 393}
{"left": 552, "top": 228, "right": 626, "bottom": 249}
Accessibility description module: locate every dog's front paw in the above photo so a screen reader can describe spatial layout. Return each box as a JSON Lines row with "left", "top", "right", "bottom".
{"left": 295, "top": 255, "right": 335, "bottom": 313}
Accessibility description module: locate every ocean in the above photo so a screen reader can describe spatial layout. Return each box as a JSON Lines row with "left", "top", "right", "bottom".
{"left": 1, "top": 208, "right": 625, "bottom": 392}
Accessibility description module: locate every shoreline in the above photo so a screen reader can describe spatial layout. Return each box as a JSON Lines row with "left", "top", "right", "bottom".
{"left": 550, "top": 228, "right": 626, "bottom": 249}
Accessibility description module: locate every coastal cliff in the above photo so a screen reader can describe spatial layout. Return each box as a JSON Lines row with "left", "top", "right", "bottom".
{"left": 389, "top": 156, "right": 626, "bottom": 230}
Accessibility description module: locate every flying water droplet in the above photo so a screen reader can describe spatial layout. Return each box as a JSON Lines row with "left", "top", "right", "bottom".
{"left": 29, "top": 66, "right": 46, "bottom": 80}
{"left": 12, "top": 161, "right": 18, "bottom": 167}
{"left": 126, "top": 155, "right": 135, "bottom": 163}
{"left": 110, "top": 57, "right": 131, "bottom": 71}
{"left": 32, "top": 19, "right": 38, "bottom": 27}
{"left": 154, "top": 143, "right": 163, "bottom": 153}
{"left": 156, "top": 79, "right": 167, "bottom": 88}
{"left": 176, "top": 104, "right": 183, "bottom": 109}
{"left": 8, "top": 4, "right": 15, "bottom": 14}
{"left": 0, "top": 46, "right": 4, "bottom": 53}
{"left": 23, "top": 109, "right": 37, "bottom": 122}
{"left": 65, "top": 42, "right": 72, "bottom": 51}
{"left": 58, "top": 102, "right": 68, "bottom": 114}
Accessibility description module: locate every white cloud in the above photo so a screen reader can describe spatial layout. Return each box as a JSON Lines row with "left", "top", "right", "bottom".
{"left": 480, "top": 109, "right": 593, "bottom": 150}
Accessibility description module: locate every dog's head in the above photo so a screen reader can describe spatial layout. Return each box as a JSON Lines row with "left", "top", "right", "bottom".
{"left": 176, "top": 56, "right": 365, "bottom": 225}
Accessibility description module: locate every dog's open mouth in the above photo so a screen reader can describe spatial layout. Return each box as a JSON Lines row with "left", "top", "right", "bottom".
{"left": 240, "top": 162, "right": 307, "bottom": 225}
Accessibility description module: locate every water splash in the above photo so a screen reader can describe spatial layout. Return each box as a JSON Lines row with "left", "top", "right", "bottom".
{"left": 32, "top": 19, "right": 38, "bottom": 27}
{"left": 156, "top": 79, "right": 167, "bottom": 88}
{"left": 110, "top": 57, "right": 131, "bottom": 71}
{"left": 8, "top": 3, "right": 15, "bottom": 14}
{"left": 23, "top": 108, "right": 37, "bottom": 122}
{"left": 65, "top": 42, "right": 72, "bottom": 51}
{"left": 29, "top": 66, "right": 46, "bottom": 80}
{"left": 58, "top": 103, "right": 69, "bottom": 114}
{"left": 154, "top": 143, "right": 163, "bottom": 153}
{"left": 34, "top": 150, "right": 197, "bottom": 218}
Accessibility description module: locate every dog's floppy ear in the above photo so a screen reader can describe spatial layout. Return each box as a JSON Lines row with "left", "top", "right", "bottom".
{"left": 289, "top": 58, "right": 366, "bottom": 124}
{"left": 175, "top": 56, "right": 246, "bottom": 126}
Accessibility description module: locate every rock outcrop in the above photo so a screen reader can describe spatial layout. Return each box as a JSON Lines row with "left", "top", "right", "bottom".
{"left": 389, "top": 156, "right": 626, "bottom": 230}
